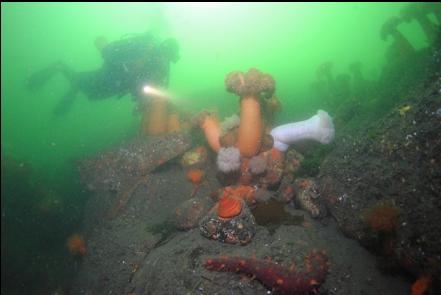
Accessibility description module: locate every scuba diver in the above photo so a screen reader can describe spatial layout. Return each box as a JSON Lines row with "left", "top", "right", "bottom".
{"left": 26, "top": 32, "right": 180, "bottom": 115}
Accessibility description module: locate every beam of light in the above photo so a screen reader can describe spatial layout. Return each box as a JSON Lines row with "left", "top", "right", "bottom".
{"left": 143, "top": 85, "right": 169, "bottom": 99}
{"left": 143, "top": 85, "right": 191, "bottom": 106}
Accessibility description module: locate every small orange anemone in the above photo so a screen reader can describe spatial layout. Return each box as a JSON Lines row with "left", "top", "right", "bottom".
{"left": 200, "top": 115, "right": 221, "bottom": 152}
{"left": 186, "top": 169, "right": 204, "bottom": 184}
{"left": 67, "top": 234, "right": 87, "bottom": 256}
{"left": 218, "top": 196, "right": 242, "bottom": 219}
{"left": 411, "top": 273, "right": 432, "bottom": 295}
{"left": 270, "top": 147, "right": 283, "bottom": 162}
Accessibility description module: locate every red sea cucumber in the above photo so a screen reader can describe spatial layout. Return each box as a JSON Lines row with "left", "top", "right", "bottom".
{"left": 204, "top": 250, "right": 329, "bottom": 295}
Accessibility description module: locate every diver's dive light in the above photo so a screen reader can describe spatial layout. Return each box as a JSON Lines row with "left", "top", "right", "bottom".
{"left": 143, "top": 85, "right": 169, "bottom": 99}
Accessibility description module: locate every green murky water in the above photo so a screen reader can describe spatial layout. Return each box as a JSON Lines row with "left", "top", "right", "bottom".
{"left": 1, "top": 2, "right": 438, "bottom": 294}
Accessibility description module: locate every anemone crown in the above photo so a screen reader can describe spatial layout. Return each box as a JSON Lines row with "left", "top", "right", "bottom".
{"left": 225, "top": 68, "right": 275, "bottom": 99}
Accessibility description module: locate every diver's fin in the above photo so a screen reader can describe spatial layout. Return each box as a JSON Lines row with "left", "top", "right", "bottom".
{"left": 26, "top": 63, "right": 61, "bottom": 91}
{"left": 53, "top": 89, "right": 78, "bottom": 116}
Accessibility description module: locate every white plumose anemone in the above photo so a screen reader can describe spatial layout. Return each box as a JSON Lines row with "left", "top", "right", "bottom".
{"left": 270, "top": 110, "right": 335, "bottom": 152}
{"left": 217, "top": 147, "right": 241, "bottom": 173}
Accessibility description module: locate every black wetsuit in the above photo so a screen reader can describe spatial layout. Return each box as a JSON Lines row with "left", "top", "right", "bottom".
{"left": 79, "top": 33, "right": 169, "bottom": 100}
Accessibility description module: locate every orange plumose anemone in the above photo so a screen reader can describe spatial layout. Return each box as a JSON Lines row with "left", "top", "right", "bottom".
{"left": 363, "top": 201, "right": 400, "bottom": 233}
{"left": 225, "top": 68, "right": 275, "bottom": 157}
{"left": 196, "top": 112, "right": 222, "bottom": 153}
{"left": 142, "top": 97, "right": 168, "bottom": 136}
{"left": 167, "top": 112, "right": 181, "bottom": 133}
{"left": 411, "top": 273, "right": 432, "bottom": 295}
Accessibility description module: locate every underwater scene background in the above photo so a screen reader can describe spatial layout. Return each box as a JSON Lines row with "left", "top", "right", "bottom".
{"left": 1, "top": 2, "right": 440, "bottom": 295}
